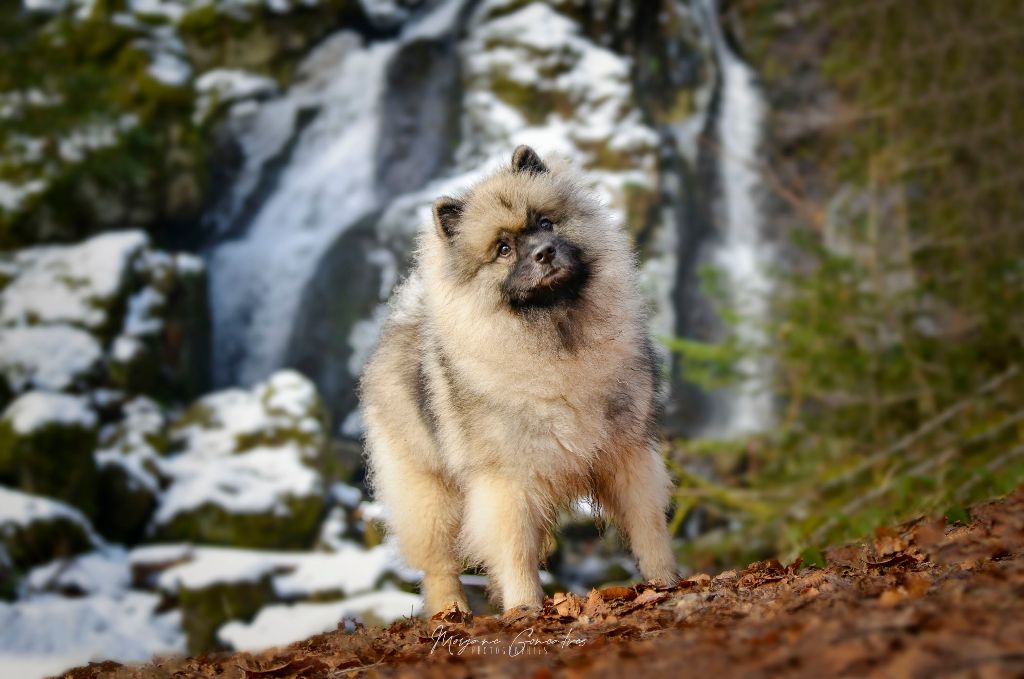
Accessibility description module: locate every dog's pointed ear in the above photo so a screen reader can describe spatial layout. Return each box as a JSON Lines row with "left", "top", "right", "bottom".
{"left": 432, "top": 195, "right": 465, "bottom": 241}
{"left": 511, "top": 145, "right": 548, "bottom": 175}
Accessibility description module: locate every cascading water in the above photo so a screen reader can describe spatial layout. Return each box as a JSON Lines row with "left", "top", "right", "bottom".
{"left": 206, "top": 34, "right": 396, "bottom": 388}
{"left": 697, "top": 0, "right": 774, "bottom": 436}
{"left": 205, "top": 2, "right": 466, "bottom": 390}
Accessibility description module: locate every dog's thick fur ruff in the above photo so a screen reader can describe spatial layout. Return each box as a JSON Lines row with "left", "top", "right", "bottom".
{"left": 360, "top": 146, "right": 677, "bottom": 614}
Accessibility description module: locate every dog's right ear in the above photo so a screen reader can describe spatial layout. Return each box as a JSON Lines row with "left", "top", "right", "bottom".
{"left": 432, "top": 196, "right": 464, "bottom": 241}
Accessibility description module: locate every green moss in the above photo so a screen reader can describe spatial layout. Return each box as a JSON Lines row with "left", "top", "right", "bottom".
{"left": 107, "top": 339, "right": 161, "bottom": 396}
{"left": 153, "top": 494, "right": 325, "bottom": 550}
{"left": 0, "top": 420, "right": 99, "bottom": 518}
{"left": 0, "top": 515, "right": 92, "bottom": 571}
{"left": 94, "top": 461, "right": 156, "bottom": 545}
{"left": 486, "top": 72, "right": 574, "bottom": 126}
{"left": 362, "top": 518, "right": 384, "bottom": 548}
{"left": 178, "top": 576, "right": 276, "bottom": 654}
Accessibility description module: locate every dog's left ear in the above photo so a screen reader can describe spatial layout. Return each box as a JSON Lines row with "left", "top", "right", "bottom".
{"left": 432, "top": 195, "right": 465, "bottom": 241}
{"left": 511, "top": 145, "right": 548, "bottom": 175}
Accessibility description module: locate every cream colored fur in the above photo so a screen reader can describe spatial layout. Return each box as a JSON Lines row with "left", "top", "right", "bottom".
{"left": 360, "top": 148, "right": 677, "bottom": 615}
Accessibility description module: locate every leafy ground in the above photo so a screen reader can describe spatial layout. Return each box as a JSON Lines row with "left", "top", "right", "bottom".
{"left": 62, "top": 488, "right": 1024, "bottom": 679}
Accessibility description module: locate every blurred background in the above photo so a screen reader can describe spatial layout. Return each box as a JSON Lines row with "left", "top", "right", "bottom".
{"left": 0, "top": 0, "right": 1021, "bottom": 675}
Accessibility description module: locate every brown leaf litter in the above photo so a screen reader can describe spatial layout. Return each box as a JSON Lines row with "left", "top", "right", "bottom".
{"left": 60, "top": 487, "right": 1024, "bottom": 678}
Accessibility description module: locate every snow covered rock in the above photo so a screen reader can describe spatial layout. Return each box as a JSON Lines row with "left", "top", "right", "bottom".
{"left": 460, "top": 0, "right": 661, "bottom": 233}
{"left": 0, "top": 590, "right": 184, "bottom": 675}
{"left": 0, "top": 231, "right": 209, "bottom": 406}
{"left": 108, "top": 249, "right": 209, "bottom": 400}
{"left": 150, "top": 371, "right": 329, "bottom": 550}
{"left": 0, "top": 231, "right": 147, "bottom": 336}
{"left": 94, "top": 398, "right": 165, "bottom": 544}
{"left": 218, "top": 589, "right": 422, "bottom": 651}
{"left": 194, "top": 69, "right": 279, "bottom": 123}
{"left": 0, "top": 392, "right": 99, "bottom": 516}
{"left": 0, "top": 325, "right": 103, "bottom": 397}
{"left": 130, "top": 540, "right": 416, "bottom": 653}
{"left": 131, "top": 544, "right": 279, "bottom": 654}
{"left": 0, "top": 487, "right": 94, "bottom": 576}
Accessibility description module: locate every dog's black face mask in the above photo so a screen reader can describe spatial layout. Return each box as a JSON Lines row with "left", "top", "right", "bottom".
{"left": 500, "top": 228, "right": 591, "bottom": 310}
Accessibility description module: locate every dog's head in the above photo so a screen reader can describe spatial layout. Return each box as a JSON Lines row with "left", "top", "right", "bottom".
{"left": 430, "top": 146, "right": 612, "bottom": 315}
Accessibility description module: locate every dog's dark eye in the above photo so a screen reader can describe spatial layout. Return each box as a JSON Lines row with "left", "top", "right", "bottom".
{"left": 497, "top": 241, "right": 512, "bottom": 258}
{"left": 538, "top": 216, "right": 554, "bottom": 230}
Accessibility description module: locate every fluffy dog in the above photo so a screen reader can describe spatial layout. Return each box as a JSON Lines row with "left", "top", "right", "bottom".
{"left": 361, "top": 145, "right": 677, "bottom": 614}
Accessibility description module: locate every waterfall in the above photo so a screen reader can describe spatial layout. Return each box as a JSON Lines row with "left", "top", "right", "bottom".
{"left": 206, "top": 35, "right": 395, "bottom": 387}
{"left": 698, "top": 0, "right": 774, "bottom": 436}
{"left": 204, "top": 3, "right": 465, "bottom": 389}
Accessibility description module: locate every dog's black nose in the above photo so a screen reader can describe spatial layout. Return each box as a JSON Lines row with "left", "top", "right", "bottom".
{"left": 533, "top": 243, "right": 556, "bottom": 264}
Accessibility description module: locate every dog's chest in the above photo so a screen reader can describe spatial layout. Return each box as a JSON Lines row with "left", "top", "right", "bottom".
{"left": 481, "top": 362, "right": 618, "bottom": 462}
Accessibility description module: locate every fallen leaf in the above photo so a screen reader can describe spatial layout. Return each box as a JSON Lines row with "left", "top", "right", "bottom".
{"left": 552, "top": 592, "right": 583, "bottom": 618}
{"left": 687, "top": 573, "right": 712, "bottom": 588}
{"left": 584, "top": 589, "right": 612, "bottom": 618}
{"left": 874, "top": 526, "right": 908, "bottom": 556}
{"left": 599, "top": 586, "right": 636, "bottom": 601}
{"left": 431, "top": 602, "right": 472, "bottom": 624}
{"left": 237, "top": 657, "right": 325, "bottom": 678}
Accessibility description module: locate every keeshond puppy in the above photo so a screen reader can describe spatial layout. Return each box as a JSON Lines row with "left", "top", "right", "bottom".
{"left": 361, "top": 146, "right": 677, "bottom": 615}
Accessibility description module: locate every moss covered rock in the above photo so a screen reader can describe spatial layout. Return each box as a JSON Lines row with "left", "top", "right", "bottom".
{"left": 155, "top": 495, "right": 324, "bottom": 551}
{"left": 0, "top": 230, "right": 148, "bottom": 339}
{"left": 178, "top": 575, "right": 277, "bottom": 654}
{"left": 0, "top": 392, "right": 99, "bottom": 517}
{"left": 0, "top": 487, "right": 94, "bottom": 581}
{"left": 149, "top": 371, "right": 329, "bottom": 550}
{"left": 93, "top": 397, "right": 164, "bottom": 545}
{"left": 107, "top": 250, "right": 210, "bottom": 401}
{"left": 0, "top": 231, "right": 210, "bottom": 404}
{"left": 461, "top": 2, "right": 660, "bottom": 236}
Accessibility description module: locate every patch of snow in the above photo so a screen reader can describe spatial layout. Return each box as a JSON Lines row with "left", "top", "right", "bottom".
{"left": 140, "top": 545, "right": 287, "bottom": 592}
{"left": 218, "top": 589, "right": 421, "bottom": 651}
{"left": 153, "top": 444, "right": 320, "bottom": 524}
{"left": 0, "top": 325, "right": 102, "bottom": 392}
{"left": 0, "top": 487, "right": 93, "bottom": 535}
{"left": 315, "top": 506, "right": 348, "bottom": 551}
{"left": 95, "top": 397, "right": 166, "bottom": 496}
{"left": 132, "top": 542, "right": 408, "bottom": 598}
{"left": 0, "top": 230, "right": 149, "bottom": 330}
{"left": 123, "top": 286, "right": 166, "bottom": 336}
{"left": 22, "top": 0, "right": 68, "bottom": 12}
{"left": 2, "top": 391, "right": 97, "bottom": 435}
{"left": 111, "top": 335, "right": 145, "bottom": 363}
{"left": 356, "top": 500, "right": 387, "bottom": 523}
{"left": 128, "top": 0, "right": 186, "bottom": 22}
{"left": 0, "top": 593, "right": 184, "bottom": 677}
{"left": 261, "top": 370, "right": 320, "bottom": 418}
{"left": 0, "top": 179, "right": 46, "bottom": 213}
{"left": 174, "top": 252, "right": 204, "bottom": 275}
{"left": 25, "top": 548, "right": 131, "bottom": 597}
{"left": 147, "top": 50, "right": 192, "bottom": 87}
{"left": 57, "top": 118, "right": 134, "bottom": 164}
{"left": 194, "top": 69, "right": 278, "bottom": 122}
{"left": 330, "top": 483, "right": 363, "bottom": 509}
{"left": 273, "top": 543, "right": 400, "bottom": 598}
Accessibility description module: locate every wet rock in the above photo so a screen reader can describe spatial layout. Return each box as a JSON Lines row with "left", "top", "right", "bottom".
{"left": 149, "top": 371, "right": 329, "bottom": 550}
{"left": 94, "top": 398, "right": 166, "bottom": 545}
{"left": 0, "top": 392, "right": 99, "bottom": 517}
{"left": 0, "top": 487, "right": 94, "bottom": 578}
